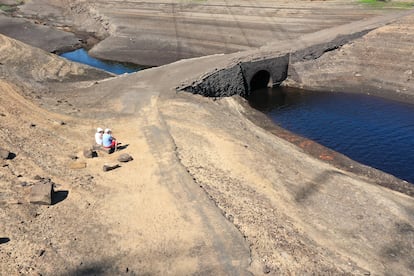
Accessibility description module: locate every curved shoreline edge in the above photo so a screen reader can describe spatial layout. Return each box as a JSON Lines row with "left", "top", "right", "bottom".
{"left": 1, "top": 1, "right": 414, "bottom": 275}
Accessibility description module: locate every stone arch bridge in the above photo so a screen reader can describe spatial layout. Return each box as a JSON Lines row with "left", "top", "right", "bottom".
{"left": 182, "top": 54, "right": 289, "bottom": 98}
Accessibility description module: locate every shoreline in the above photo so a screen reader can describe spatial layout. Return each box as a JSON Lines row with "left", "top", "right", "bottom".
{"left": 1, "top": 1, "right": 414, "bottom": 275}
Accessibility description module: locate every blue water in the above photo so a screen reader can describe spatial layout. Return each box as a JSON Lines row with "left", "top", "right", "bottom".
{"left": 60, "top": 48, "right": 143, "bottom": 75}
{"left": 248, "top": 86, "right": 414, "bottom": 184}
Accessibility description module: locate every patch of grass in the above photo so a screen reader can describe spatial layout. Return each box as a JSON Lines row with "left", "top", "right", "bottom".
{"left": 359, "top": 0, "right": 414, "bottom": 8}
{"left": 0, "top": 5, "right": 16, "bottom": 12}
{"left": 0, "top": 1, "right": 24, "bottom": 12}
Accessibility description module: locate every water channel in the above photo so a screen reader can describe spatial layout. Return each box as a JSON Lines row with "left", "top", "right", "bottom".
{"left": 60, "top": 49, "right": 414, "bottom": 184}
{"left": 249, "top": 86, "right": 414, "bottom": 184}
{"left": 60, "top": 48, "right": 143, "bottom": 75}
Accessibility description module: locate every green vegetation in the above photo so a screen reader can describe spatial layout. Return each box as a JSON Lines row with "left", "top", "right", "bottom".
{"left": 359, "top": 0, "right": 414, "bottom": 8}
{"left": 0, "top": 5, "right": 15, "bottom": 12}
{"left": 0, "top": 1, "right": 23, "bottom": 12}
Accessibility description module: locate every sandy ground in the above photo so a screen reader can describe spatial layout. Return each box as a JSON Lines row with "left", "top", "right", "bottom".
{"left": 1, "top": 1, "right": 414, "bottom": 275}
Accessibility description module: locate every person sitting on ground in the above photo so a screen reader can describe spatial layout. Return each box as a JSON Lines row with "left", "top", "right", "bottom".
{"left": 95, "top": 127, "right": 104, "bottom": 146}
{"left": 102, "top": 128, "right": 117, "bottom": 151}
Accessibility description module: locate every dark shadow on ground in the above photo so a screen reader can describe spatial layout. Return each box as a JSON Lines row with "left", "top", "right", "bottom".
{"left": 0, "top": 237, "right": 10, "bottom": 244}
{"left": 7, "top": 152, "right": 16, "bottom": 160}
{"left": 116, "top": 143, "right": 129, "bottom": 151}
{"left": 52, "top": 190, "right": 68, "bottom": 205}
{"left": 62, "top": 260, "right": 118, "bottom": 276}
{"left": 295, "top": 170, "right": 344, "bottom": 203}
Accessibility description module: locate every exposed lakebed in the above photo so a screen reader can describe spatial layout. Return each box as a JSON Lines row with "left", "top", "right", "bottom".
{"left": 60, "top": 48, "right": 414, "bottom": 184}
{"left": 249, "top": 86, "right": 414, "bottom": 184}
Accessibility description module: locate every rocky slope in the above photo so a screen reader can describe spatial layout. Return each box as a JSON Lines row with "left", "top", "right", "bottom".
{"left": 286, "top": 9, "right": 414, "bottom": 103}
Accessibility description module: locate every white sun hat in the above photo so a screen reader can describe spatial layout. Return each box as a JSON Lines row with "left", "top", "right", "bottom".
{"left": 97, "top": 127, "right": 103, "bottom": 132}
{"left": 104, "top": 128, "right": 111, "bottom": 133}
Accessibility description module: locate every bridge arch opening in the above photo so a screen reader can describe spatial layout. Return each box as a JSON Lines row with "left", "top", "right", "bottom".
{"left": 249, "top": 70, "right": 273, "bottom": 92}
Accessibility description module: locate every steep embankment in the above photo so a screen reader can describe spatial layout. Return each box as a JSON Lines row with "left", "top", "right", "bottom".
{"left": 16, "top": 0, "right": 386, "bottom": 66}
{"left": 0, "top": 35, "right": 252, "bottom": 275}
{"left": 286, "top": 10, "right": 414, "bottom": 102}
{"left": 0, "top": 33, "right": 113, "bottom": 112}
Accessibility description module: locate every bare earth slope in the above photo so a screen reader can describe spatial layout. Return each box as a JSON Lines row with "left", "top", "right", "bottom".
{"left": 287, "top": 10, "right": 414, "bottom": 102}
{"left": 1, "top": 1, "right": 414, "bottom": 275}
{"left": 17, "top": 0, "right": 387, "bottom": 66}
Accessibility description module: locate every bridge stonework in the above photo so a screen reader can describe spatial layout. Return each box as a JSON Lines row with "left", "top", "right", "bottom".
{"left": 183, "top": 54, "right": 289, "bottom": 98}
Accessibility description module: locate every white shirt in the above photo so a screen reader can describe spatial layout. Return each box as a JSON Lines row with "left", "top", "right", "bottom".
{"left": 95, "top": 132, "right": 103, "bottom": 145}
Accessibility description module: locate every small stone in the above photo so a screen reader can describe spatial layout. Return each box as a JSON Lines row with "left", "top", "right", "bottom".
{"left": 52, "top": 120, "right": 66, "bottom": 126}
{"left": 68, "top": 155, "right": 78, "bottom": 160}
{"left": 83, "top": 149, "right": 96, "bottom": 158}
{"left": 29, "top": 123, "right": 36, "bottom": 127}
{"left": 354, "top": 73, "right": 361, "bottom": 77}
{"left": 103, "top": 163, "right": 120, "bottom": 172}
{"left": 38, "top": 249, "right": 46, "bottom": 257}
{"left": 30, "top": 183, "right": 53, "bottom": 205}
{"left": 263, "top": 265, "right": 271, "bottom": 274}
{"left": 69, "top": 161, "right": 87, "bottom": 170}
{"left": 0, "top": 148, "right": 10, "bottom": 159}
{"left": 117, "top": 153, "right": 133, "bottom": 163}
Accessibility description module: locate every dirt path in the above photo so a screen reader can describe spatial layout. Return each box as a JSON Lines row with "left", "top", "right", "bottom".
{"left": 0, "top": 80, "right": 251, "bottom": 274}
{"left": 83, "top": 100, "right": 252, "bottom": 274}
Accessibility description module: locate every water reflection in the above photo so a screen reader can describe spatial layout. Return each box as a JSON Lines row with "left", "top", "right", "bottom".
{"left": 248, "top": 86, "right": 414, "bottom": 184}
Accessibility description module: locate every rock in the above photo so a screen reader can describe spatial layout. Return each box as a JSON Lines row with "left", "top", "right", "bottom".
{"left": 117, "top": 153, "right": 133, "bottom": 163}
{"left": 69, "top": 161, "right": 87, "bottom": 169}
{"left": 83, "top": 148, "right": 97, "bottom": 158}
{"left": 68, "top": 154, "right": 78, "bottom": 160}
{"left": 263, "top": 265, "right": 271, "bottom": 274}
{"left": 0, "top": 237, "right": 10, "bottom": 244}
{"left": 30, "top": 182, "right": 53, "bottom": 205}
{"left": 52, "top": 120, "right": 66, "bottom": 126}
{"left": 103, "top": 163, "right": 120, "bottom": 172}
{"left": 0, "top": 148, "right": 10, "bottom": 159}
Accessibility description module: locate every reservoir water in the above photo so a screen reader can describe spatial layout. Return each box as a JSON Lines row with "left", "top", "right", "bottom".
{"left": 60, "top": 48, "right": 143, "bottom": 75}
{"left": 248, "top": 86, "right": 414, "bottom": 184}
{"left": 59, "top": 48, "right": 414, "bottom": 184}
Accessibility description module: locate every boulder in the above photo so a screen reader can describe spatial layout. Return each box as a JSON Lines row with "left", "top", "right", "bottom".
{"left": 117, "top": 153, "right": 133, "bottom": 163}
{"left": 30, "top": 182, "right": 53, "bottom": 205}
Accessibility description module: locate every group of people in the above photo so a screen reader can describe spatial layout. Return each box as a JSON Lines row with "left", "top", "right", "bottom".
{"left": 95, "top": 127, "right": 117, "bottom": 150}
